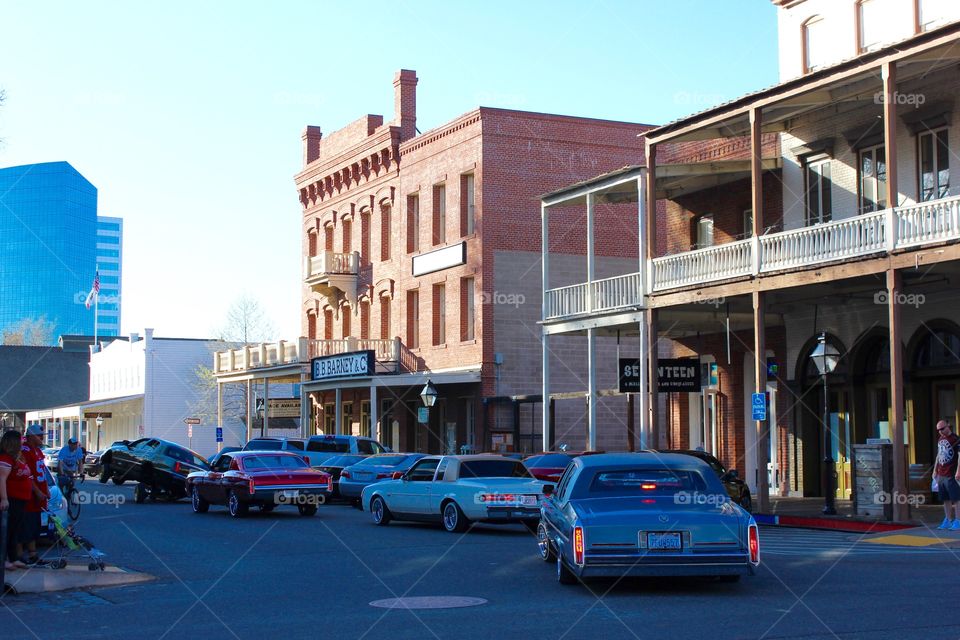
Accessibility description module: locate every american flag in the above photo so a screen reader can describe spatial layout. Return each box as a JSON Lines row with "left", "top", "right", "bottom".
{"left": 84, "top": 270, "right": 100, "bottom": 309}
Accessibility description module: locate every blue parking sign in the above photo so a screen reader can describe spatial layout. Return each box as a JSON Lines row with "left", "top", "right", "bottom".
{"left": 216, "top": 427, "right": 223, "bottom": 443}
{"left": 751, "top": 393, "right": 767, "bottom": 421}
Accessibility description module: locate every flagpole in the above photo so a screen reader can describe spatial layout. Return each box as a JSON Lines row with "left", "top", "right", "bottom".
{"left": 93, "top": 263, "right": 99, "bottom": 351}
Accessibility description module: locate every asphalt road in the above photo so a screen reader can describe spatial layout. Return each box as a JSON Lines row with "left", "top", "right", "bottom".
{"left": 1, "top": 482, "right": 955, "bottom": 640}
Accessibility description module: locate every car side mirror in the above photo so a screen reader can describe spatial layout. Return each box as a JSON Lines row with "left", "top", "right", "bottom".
{"left": 542, "top": 484, "right": 555, "bottom": 497}
{"left": 392, "top": 471, "right": 405, "bottom": 480}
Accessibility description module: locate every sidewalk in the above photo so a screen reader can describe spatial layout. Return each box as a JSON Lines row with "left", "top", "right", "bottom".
{"left": 755, "top": 497, "right": 942, "bottom": 532}
{"left": 3, "top": 563, "right": 152, "bottom": 596}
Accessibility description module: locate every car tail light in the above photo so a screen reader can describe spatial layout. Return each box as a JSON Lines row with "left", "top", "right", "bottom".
{"left": 573, "top": 526, "right": 585, "bottom": 566}
{"left": 248, "top": 477, "right": 256, "bottom": 495}
{"left": 748, "top": 523, "right": 760, "bottom": 565}
{"left": 326, "top": 474, "right": 333, "bottom": 492}
{"left": 174, "top": 462, "right": 182, "bottom": 474}
{"left": 376, "top": 472, "right": 391, "bottom": 479}
{"left": 640, "top": 483, "right": 656, "bottom": 490}
{"left": 341, "top": 469, "right": 351, "bottom": 479}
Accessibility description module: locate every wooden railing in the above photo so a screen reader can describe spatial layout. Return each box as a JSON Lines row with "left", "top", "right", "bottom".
{"left": 214, "top": 337, "right": 420, "bottom": 374}
{"left": 759, "top": 211, "right": 886, "bottom": 272}
{"left": 651, "top": 239, "right": 753, "bottom": 291}
{"left": 895, "top": 195, "right": 960, "bottom": 248}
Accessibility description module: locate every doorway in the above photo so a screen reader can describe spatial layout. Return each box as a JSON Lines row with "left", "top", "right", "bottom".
{"left": 828, "top": 390, "right": 852, "bottom": 500}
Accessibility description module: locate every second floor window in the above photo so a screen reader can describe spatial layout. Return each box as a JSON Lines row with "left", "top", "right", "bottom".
{"left": 919, "top": 129, "right": 949, "bottom": 201}
{"left": 407, "top": 194, "right": 419, "bottom": 253}
{"left": 695, "top": 215, "right": 714, "bottom": 249}
{"left": 325, "top": 225, "right": 334, "bottom": 251}
{"left": 433, "top": 184, "right": 446, "bottom": 246}
{"left": 433, "top": 284, "right": 446, "bottom": 346}
{"left": 461, "top": 173, "right": 475, "bottom": 236}
{"left": 407, "top": 290, "right": 419, "bottom": 349}
{"left": 805, "top": 159, "right": 833, "bottom": 224}
{"left": 342, "top": 307, "right": 351, "bottom": 339}
{"left": 342, "top": 219, "right": 352, "bottom": 253}
{"left": 859, "top": 145, "right": 887, "bottom": 213}
{"left": 461, "top": 277, "right": 475, "bottom": 342}
{"left": 380, "top": 296, "right": 391, "bottom": 340}
{"left": 360, "top": 212, "right": 371, "bottom": 264}
{"left": 380, "top": 204, "right": 391, "bottom": 261}
{"left": 858, "top": 0, "right": 897, "bottom": 53}
{"left": 802, "top": 16, "right": 828, "bottom": 73}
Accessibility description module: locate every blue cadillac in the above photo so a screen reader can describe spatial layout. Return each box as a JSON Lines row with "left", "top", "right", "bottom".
{"left": 537, "top": 453, "right": 759, "bottom": 585}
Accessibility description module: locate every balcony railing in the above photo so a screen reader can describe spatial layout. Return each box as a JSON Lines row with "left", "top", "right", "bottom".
{"left": 303, "top": 251, "right": 359, "bottom": 280}
{"left": 542, "top": 195, "right": 960, "bottom": 323}
{"left": 214, "top": 337, "right": 420, "bottom": 375}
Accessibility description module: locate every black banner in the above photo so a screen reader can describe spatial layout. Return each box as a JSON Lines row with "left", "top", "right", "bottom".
{"left": 311, "top": 350, "right": 376, "bottom": 381}
{"left": 657, "top": 358, "right": 699, "bottom": 392}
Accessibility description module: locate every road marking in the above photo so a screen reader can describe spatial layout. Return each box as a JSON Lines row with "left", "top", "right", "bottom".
{"left": 758, "top": 527, "right": 957, "bottom": 556}
{"left": 862, "top": 534, "right": 956, "bottom": 547}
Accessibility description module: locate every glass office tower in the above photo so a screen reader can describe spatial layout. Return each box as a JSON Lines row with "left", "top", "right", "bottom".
{"left": 0, "top": 161, "right": 98, "bottom": 342}
{"left": 96, "top": 216, "right": 123, "bottom": 336}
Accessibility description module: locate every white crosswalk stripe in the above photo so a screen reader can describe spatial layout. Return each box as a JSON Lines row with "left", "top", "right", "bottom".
{"left": 758, "top": 526, "right": 960, "bottom": 557}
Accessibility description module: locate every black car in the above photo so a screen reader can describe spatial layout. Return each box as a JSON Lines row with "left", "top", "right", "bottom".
{"left": 84, "top": 441, "right": 125, "bottom": 478}
{"left": 316, "top": 454, "right": 368, "bottom": 500}
{"left": 99, "top": 438, "right": 211, "bottom": 503}
{"left": 654, "top": 449, "right": 752, "bottom": 511}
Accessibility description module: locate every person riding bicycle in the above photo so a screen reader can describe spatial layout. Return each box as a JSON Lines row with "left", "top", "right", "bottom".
{"left": 57, "top": 437, "right": 84, "bottom": 491}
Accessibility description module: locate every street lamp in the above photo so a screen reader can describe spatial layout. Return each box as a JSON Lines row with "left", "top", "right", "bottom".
{"left": 95, "top": 415, "right": 104, "bottom": 451}
{"left": 420, "top": 380, "right": 439, "bottom": 408}
{"left": 810, "top": 332, "right": 840, "bottom": 515}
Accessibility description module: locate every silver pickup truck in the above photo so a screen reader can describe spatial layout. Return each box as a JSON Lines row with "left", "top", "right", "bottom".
{"left": 242, "top": 435, "right": 388, "bottom": 468}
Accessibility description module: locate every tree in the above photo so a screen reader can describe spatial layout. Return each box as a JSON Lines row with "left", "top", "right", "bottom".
{"left": 190, "top": 294, "right": 277, "bottom": 429}
{"left": 2, "top": 316, "right": 56, "bottom": 346}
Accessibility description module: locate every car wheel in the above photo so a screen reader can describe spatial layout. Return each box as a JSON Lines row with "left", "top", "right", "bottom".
{"left": 99, "top": 462, "right": 111, "bottom": 484}
{"left": 191, "top": 486, "right": 209, "bottom": 513}
{"left": 557, "top": 555, "right": 577, "bottom": 585}
{"left": 111, "top": 477, "right": 125, "bottom": 486}
{"left": 441, "top": 501, "right": 469, "bottom": 533}
{"left": 371, "top": 496, "right": 391, "bottom": 526}
{"left": 537, "top": 521, "right": 556, "bottom": 562}
{"left": 298, "top": 504, "right": 317, "bottom": 517}
{"left": 228, "top": 491, "right": 248, "bottom": 518}
{"left": 739, "top": 492, "right": 752, "bottom": 512}
{"left": 133, "top": 482, "right": 147, "bottom": 504}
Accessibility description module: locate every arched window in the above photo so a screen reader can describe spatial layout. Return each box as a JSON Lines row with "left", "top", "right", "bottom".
{"left": 802, "top": 16, "right": 827, "bottom": 73}
{"left": 380, "top": 203, "right": 392, "bottom": 261}
{"left": 914, "top": 328, "right": 960, "bottom": 369}
{"left": 307, "top": 313, "right": 317, "bottom": 340}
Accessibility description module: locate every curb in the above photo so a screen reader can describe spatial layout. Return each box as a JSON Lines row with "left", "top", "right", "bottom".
{"left": 755, "top": 513, "right": 916, "bottom": 533}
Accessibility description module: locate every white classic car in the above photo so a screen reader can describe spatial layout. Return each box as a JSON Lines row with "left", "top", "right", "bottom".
{"left": 361, "top": 454, "right": 549, "bottom": 532}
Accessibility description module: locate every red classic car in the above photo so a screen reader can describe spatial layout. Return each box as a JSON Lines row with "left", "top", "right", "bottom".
{"left": 186, "top": 451, "right": 333, "bottom": 518}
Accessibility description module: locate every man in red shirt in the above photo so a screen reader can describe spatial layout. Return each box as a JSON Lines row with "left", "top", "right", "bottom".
{"left": 19, "top": 424, "right": 50, "bottom": 565}
{"left": 934, "top": 420, "right": 960, "bottom": 530}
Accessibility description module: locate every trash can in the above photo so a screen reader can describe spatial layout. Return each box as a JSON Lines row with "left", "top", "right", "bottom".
{"left": 852, "top": 443, "right": 893, "bottom": 520}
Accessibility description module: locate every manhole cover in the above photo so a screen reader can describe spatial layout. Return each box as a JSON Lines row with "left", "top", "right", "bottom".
{"left": 369, "top": 596, "right": 487, "bottom": 610}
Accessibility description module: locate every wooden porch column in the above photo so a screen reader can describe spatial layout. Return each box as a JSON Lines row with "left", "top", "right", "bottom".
{"left": 648, "top": 309, "right": 660, "bottom": 448}
{"left": 753, "top": 291, "right": 770, "bottom": 513}
{"left": 888, "top": 269, "right": 909, "bottom": 521}
{"left": 541, "top": 202, "right": 551, "bottom": 452}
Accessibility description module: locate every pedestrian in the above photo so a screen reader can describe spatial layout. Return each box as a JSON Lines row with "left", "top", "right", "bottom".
{"left": 0, "top": 430, "right": 30, "bottom": 570}
{"left": 934, "top": 419, "right": 960, "bottom": 530}
{"left": 19, "top": 425, "right": 50, "bottom": 565}
{"left": 57, "top": 437, "right": 84, "bottom": 490}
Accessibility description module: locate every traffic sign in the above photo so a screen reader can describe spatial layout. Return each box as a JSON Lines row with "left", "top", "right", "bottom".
{"left": 184, "top": 418, "right": 201, "bottom": 425}
{"left": 188, "top": 425, "right": 193, "bottom": 438}
{"left": 751, "top": 392, "right": 767, "bottom": 421}
{"left": 216, "top": 427, "right": 223, "bottom": 443}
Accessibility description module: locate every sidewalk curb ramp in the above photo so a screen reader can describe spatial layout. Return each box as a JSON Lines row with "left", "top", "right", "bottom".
{"left": 755, "top": 513, "right": 916, "bottom": 533}
{"left": 3, "top": 564, "right": 153, "bottom": 595}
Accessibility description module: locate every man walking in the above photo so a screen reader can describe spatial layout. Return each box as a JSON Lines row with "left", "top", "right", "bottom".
{"left": 934, "top": 420, "right": 960, "bottom": 530}
{"left": 19, "top": 425, "right": 50, "bottom": 565}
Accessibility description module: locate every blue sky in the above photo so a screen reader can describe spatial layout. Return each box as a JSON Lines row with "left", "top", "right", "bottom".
{"left": 0, "top": 0, "right": 778, "bottom": 340}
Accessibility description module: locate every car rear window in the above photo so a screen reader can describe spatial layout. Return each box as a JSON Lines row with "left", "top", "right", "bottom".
{"left": 246, "top": 440, "right": 282, "bottom": 451}
{"left": 587, "top": 468, "right": 709, "bottom": 496}
{"left": 242, "top": 455, "right": 308, "bottom": 470}
{"left": 460, "top": 460, "right": 531, "bottom": 478}
{"left": 165, "top": 446, "right": 210, "bottom": 468}
{"left": 357, "top": 454, "right": 408, "bottom": 466}
{"left": 525, "top": 454, "right": 571, "bottom": 468}
{"left": 307, "top": 438, "right": 350, "bottom": 453}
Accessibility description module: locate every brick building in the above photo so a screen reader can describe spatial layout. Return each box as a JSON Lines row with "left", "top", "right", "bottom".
{"left": 214, "top": 70, "right": 652, "bottom": 454}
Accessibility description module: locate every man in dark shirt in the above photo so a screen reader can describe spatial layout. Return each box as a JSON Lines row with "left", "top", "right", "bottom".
{"left": 934, "top": 420, "right": 960, "bottom": 530}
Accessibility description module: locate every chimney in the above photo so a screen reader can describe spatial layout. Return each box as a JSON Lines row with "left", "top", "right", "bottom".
{"left": 302, "top": 125, "right": 322, "bottom": 165}
{"left": 393, "top": 69, "right": 418, "bottom": 142}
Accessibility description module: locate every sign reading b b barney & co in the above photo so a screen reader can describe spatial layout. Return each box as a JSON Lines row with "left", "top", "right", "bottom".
{"left": 311, "top": 350, "right": 376, "bottom": 381}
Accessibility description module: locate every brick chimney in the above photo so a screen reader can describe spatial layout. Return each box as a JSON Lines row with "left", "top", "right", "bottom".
{"left": 302, "top": 125, "right": 322, "bottom": 165}
{"left": 393, "top": 69, "right": 418, "bottom": 142}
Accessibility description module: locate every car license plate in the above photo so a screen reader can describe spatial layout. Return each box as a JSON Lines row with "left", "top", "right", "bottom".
{"left": 646, "top": 532, "right": 682, "bottom": 550}
{"left": 282, "top": 490, "right": 299, "bottom": 499}
{"left": 521, "top": 495, "right": 537, "bottom": 506}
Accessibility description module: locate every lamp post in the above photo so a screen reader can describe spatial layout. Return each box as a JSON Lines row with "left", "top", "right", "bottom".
{"left": 810, "top": 332, "right": 840, "bottom": 515}
{"left": 419, "top": 380, "right": 438, "bottom": 453}
{"left": 95, "top": 415, "right": 104, "bottom": 451}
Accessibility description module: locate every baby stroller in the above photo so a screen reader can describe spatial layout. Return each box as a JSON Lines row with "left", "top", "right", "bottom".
{"left": 44, "top": 508, "right": 106, "bottom": 571}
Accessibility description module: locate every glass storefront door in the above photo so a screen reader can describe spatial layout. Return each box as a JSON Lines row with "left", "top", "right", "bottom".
{"left": 829, "top": 390, "right": 852, "bottom": 499}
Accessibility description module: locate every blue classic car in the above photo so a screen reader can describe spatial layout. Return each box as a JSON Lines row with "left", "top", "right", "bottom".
{"left": 538, "top": 453, "right": 759, "bottom": 585}
{"left": 362, "top": 454, "right": 547, "bottom": 532}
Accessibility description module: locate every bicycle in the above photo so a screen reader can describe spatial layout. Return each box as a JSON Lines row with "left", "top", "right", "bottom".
{"left": 58, "top": 472, "right": 82, "bottom": 521}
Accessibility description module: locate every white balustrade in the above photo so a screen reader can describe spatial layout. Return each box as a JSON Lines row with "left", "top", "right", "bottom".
{"left": 759, "top": 211, "right": 886, "bottom": 272}
{"left": 305, "top": 251, "right": 359, "bottom": 279}
{"left": 894, "top": 195, "right": 960, "bottom": 248}
{"left": 544, "top": 282, "right": 589, "bottom": 319}
{"left": 590, "top": 272, "right": 644, "bottom": 313}
{"left": 651, "top": 239, "right": 753, "bottom": 291}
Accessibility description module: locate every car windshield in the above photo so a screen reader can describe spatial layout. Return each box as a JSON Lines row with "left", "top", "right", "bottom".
{"left": 307, "top": 438, "right": 350, "bottom": 453}
{"left": 460, "top": 460, "right": 531, "bottom": 478}
{"left": 525, "top": 454, "right": 571, "bottom": 467}
{"left": 246, "top": 440, "right": 282, "bottom": 451}
{"left": 357, "top": 454, "right": 408, "bottom": 467}
{"left": 587, "top": 468, "right": 710, "bottom": 496}
{"left": 242, "top": 455, "right": 308, "bottom": 470}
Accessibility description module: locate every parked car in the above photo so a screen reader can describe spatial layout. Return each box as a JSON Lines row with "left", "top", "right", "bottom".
{"left": 84, "top": 441, "right": 125, "bottom": 478}
{"left": 43, "top": 447, "right": 59, "bottom": 471}
{"left": 304, "top": 435, "right": 388, "bottom": 467}
{"left": 538, "top": 452, "right": 759, "bottom": 586}
{"left": 99, "top": 438, "right": 211, "bottom": 502}
{"left": 653, "top": 449, "right": 752, "bottom": 512}
{"left": 362, "top": 454, "right": 547, "bottom": 532}
{"left": 524, "top": 452, "right": 602, "bottom": 483}
{"left": 207, "top": 446, "right": 242, "bottom": 469}
{"left": 186, "top": 451, "right": 333, "bottom": 518}
{"left": 339, "top": 453, "right": 427, "bottom": 504}
{"left": 242, "top": 437, "right": 307, "bottom": 453}
{"left": 316, "top": 454, "right": 369, "bottom": 500}
{"left": 40, "top": 466, "right": 67, "bottom": 539}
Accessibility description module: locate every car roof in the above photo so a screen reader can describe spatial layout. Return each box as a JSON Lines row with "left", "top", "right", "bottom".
{"left": 575, "top": 452, "right": 709, "bottom": 469}
{"left": 232, "top": 451, "right": 304, "bottom": 459}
